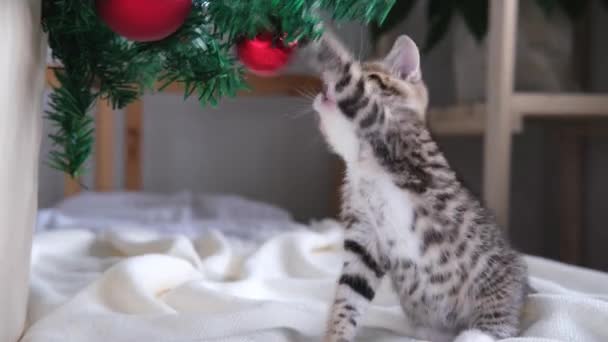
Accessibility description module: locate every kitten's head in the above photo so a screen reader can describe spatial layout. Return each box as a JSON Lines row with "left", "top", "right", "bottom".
{"left": 311, "top": 33, "right": 429, "bottom": 123}
{"left": 308, "top": 32, "right": 428, "bottom": 160}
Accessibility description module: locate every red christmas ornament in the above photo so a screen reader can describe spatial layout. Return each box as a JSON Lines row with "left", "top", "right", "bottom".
{"left": 237, "top": 33, "right": 297, "bottom": 76}
{"left": 96, "top": 0, "right": 192, "bottom": 42}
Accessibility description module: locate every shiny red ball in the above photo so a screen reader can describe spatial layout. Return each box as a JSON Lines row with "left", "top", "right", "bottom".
{"left": 96, "top": 0, "right": 192, "bottom": 42}
{"left": 237, "top": 33, "right": 297, "bottom": 76}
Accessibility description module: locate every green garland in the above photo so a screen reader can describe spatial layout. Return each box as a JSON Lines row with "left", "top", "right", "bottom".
{"left": 42, "top": 0, "right": 395, "bottom": 178}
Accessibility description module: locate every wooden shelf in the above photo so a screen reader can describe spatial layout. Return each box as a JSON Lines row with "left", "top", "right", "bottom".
{"left": 428, "top": 103, "right": 486, "bottom": 135}
{"left": 47, "top": 67, "right": 485, "bottom": 135}
{"left": 428, "top": 92, "right": 608, "bottom": 136}
{"left": 46, "top": 68, "right": 608, "bottom": 138}
{"left": 513, "top": 92, "right": 608, "bottom": 117}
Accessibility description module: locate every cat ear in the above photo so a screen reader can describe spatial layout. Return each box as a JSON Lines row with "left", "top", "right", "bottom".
{"left": 383, "top": 35, "right": 421, "bottom": 82}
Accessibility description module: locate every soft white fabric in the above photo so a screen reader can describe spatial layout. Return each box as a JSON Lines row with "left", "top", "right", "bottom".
{"left": 23, "top": 219, "right": 608, "bottom": 342}
{"left": 454, "top": 330, "right": 496, "bottom": 342}
{"left": 37, "top": 191, "right": 293, "bottom": 240}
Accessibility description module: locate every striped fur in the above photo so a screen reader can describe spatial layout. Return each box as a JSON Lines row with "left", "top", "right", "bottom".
{"left": 309, "top": 33, "right": 528, "bottom": 342}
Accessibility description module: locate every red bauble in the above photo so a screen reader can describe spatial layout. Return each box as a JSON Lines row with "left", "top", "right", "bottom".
{"left": 96, "top": 0, "right": 192, "bottom": 42}
{"left": 237, "top": 33, "right": 297, "bottom": 76}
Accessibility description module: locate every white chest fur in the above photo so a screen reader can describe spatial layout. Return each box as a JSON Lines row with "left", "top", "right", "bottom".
{"left": 346, "top": 160, "right": 421, "bottom": 262}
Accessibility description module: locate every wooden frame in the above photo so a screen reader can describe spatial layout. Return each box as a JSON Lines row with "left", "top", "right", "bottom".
{"left": 124, "top": 99, "right": 143, "bottom": 190}
{"left": 483, "top": 0, "right": 608, "bottom": 231}
{"left": 483, "top": 0, "right": 519, "bottom": 229}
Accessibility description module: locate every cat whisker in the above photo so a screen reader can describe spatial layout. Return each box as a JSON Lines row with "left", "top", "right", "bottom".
{"left": 290, "top": 97, "right": 315, "bottom": 104}
{"left": 295, "top": 87, "right": 310, "bottom": 97}
{"left": 357, "top": 26, "right": 364, "bottom": 61}
{"left": 291, "top": 109, "right": 315, "bottom": 119}
{"left": 280, "top": 107, "right": 315, "bottom": 120}
{"left": 282, "top": 101, "right": 312, "bottom": 112}
{"left": 295, "top": 87, "right": 318, "bottom": 101}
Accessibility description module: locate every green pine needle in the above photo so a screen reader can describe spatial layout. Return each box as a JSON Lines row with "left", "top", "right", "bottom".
{"left": 45, "top": 70, "right": 95, "bottom": 177}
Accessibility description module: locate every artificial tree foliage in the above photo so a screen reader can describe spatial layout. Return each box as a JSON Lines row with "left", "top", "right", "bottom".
{"left": 42, "top": 0, "right": 395, "bottom": 177}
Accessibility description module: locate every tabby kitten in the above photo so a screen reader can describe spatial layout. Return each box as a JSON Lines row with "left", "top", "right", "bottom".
{"left": 307, "top": 33, "right": 528, "bottom": 342}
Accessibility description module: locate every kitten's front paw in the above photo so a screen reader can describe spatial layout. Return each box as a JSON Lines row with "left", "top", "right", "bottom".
{"left": 453, "top": 330, "right": 496, "bottom": 342}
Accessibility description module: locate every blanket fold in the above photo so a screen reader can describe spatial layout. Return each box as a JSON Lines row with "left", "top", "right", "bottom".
{"left": 23, "top": 220, "right": 608, "bottom": 342}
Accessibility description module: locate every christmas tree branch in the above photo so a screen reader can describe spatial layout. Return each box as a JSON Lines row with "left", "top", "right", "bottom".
{"left": 42, "top": 0, "right": 395, "bottom": 177}
{"left": 45, "top": 70, "right": 96, "bottom": 177}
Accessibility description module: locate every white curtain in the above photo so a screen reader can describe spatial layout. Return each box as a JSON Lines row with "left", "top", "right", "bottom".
{"left": 0, "top": 0, "right": 46, "bottom": 341}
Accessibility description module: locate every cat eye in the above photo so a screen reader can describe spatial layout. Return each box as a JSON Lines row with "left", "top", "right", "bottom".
{"left": 367, "top": 74, "right": 387, "bottom": 90}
